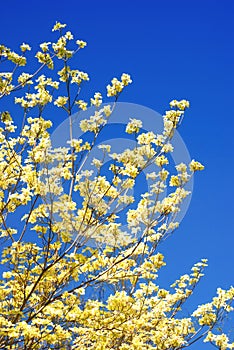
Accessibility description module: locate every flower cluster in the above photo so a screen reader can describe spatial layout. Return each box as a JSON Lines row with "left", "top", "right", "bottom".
{"left": 107, "top": 73, "right": 132, "bottom": 97}
{"left": 126, "top": 118, "right": 143, "bottom": 134}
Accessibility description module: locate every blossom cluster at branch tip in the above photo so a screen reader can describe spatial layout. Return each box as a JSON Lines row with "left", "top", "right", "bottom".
{"left": 52, "top": 21, "right": 67, "bottom": 32}
{"left": 107, "top": 73, "right": 132, "bottom": 97}
{"left": 189, "top": 159, "right": 205, "bottom": 171}
{"left": 170, "top": 99, "right": 190, "bottom": 110}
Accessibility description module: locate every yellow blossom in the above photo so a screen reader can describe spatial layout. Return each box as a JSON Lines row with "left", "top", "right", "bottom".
{"left": 76, "top": 99, "right": 88, "bottom": 110}
{"left": 76, "top": 40, "right": 87, "bottom": 48}
{"left": 189, "top": 159, "right": 204, "bottom": 171}
{"left": 54, "top": 96, "right": 68, "bottom": 107}
{"left": 52, "top": 21, "right": 67, "bottom": 31}
{"left": 20, "top": 43, "right": 31, "bottom": 52}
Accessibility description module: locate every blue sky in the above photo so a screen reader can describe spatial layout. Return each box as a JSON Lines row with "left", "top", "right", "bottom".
{"left": 0, "top": 0, "right": 234, "bottom": 347}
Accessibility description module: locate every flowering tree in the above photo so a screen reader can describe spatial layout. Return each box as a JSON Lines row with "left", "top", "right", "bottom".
{"left": 0, "top": 22, "right": 233, "bottom": 349}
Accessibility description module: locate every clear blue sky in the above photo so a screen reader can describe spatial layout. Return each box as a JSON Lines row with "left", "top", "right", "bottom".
{"left": 1, "top": 0, "right": 234, "bottom": 347}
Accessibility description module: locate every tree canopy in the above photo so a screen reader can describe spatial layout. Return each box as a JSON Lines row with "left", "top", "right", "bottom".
{"left": 0, "top": 22, "right": 233, "bottom": 349}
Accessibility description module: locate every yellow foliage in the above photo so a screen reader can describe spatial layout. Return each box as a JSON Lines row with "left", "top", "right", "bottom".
{"left": 0, "top": 22, "right": 231, "bottom": 350}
